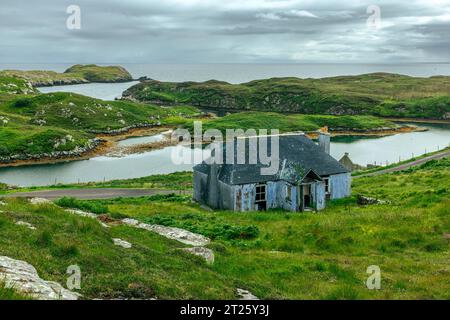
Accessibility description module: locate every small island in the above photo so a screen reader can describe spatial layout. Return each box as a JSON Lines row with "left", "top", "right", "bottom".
{"left": 0, "top": 64, "right": 133, "bottom": 87}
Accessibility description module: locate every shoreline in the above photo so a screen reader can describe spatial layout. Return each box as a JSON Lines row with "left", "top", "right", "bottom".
{"left": 389, "top": 117, "right": 450, "bottom": 125}
{"left": 0, "top": 126, "right": 171, "bottom": 168}
{"left": 306, "top": 125, "right": 426, "bottom": 139}
{"left": 33, "top": 79, "right": 140, "bottom": 88}
{"left": 0, "top": 124, "right": 428, "bottom": 168}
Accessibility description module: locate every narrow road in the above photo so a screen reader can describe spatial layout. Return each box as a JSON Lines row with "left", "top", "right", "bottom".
{"left": 354, "top": 149, "right": 450, "bottom": 178}
{"left": 1, "top": 188, "right": 191, "bottom": 200}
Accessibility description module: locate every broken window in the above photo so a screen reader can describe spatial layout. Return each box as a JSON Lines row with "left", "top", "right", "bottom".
{"left": 324, "top": 178, "right": 330, "bottom": 194}
{"left": 255, "top": 184, "right": 266, "bottom": 202}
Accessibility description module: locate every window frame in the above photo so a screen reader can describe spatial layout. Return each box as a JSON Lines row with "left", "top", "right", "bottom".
{"left": 255, "top": 184, "right": 267, "bottom": 203}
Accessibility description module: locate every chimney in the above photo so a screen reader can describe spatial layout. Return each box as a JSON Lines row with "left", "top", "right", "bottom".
{"left": 318, "top": 127, "right": 330, "bottom": 154}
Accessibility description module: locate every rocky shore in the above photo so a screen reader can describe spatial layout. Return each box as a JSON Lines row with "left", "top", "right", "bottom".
{"left": 0, "top": 138, "right": 103, "bottom": 164}
{"left": 86, "top": 122, "right": 161, "bottom": 135}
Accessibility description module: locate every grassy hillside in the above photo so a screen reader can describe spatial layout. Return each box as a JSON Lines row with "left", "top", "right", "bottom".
{"left": 177, "top": 111, "right": 397, "bottom": 134}
{"left": 0, "top": 75, "right": 35, "bottom": 95}
{"left": 1, "top": 158, "right": 448, "bottom": 299}
{"left": 1, "top": 64, "right": 133, "bottom": 87}
{"left": 0, "top": 92, "right": 168, "bottom": 131}
{"left": 0, "top": 91, "right": 200, "bottom": 159}
{"left": 0, "top": 112, "right": 91, "bottom": 157}
{"left": 123, "top": 73, "right": 450, "bottom": 119}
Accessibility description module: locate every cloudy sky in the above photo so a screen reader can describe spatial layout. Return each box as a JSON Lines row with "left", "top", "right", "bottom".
{"left": 1, "top": 0, "right": 449, "bottom": 63}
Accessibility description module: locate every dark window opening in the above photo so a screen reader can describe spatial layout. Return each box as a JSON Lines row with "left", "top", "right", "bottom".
{"left": 255, "top": 184, "right": 266, "bottom": 202}
{"left": 324, "top": 178, "right": 330, "bottom": 193}
{"left": 255, "top": 184, "right": 267, "bottom": 211}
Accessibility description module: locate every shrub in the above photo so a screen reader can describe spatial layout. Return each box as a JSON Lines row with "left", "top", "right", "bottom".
{"left": 13, "top": 98, "right": 33, "bottom": 108}
{"left": 55, "top": 197, "right": 108, "bottom": 214}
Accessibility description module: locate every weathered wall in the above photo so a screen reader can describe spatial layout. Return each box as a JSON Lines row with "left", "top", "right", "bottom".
{"left": 311, "top": 181, "right": 326, "bottom": 210}
{"left": 218, "top": 181, "right": 234, "bottom": 210}
{"left": 233, "top": 184, "right": 256, "bottom": 212}
{"left": 233, "top": 181, "right": 299, "bottom": 212}
{"left": 193, "top": 171, "right": 208, "bottom": 203}
{"left": 330, "top": 172, "right": 351, "bottom": 199}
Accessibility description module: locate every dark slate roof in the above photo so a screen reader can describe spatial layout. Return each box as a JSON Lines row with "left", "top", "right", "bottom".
{"left": 193, "top": 134, "right": 349, "bottom": 185}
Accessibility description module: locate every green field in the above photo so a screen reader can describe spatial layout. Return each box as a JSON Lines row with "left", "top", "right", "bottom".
{"left": 123, "top": 73, "right": 450, "bottom": 119}
{"left": 1, "top": 158, "right": 448, "bottom": 299}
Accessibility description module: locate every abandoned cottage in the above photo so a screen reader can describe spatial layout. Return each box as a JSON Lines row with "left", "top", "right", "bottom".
{"left": 193, "top": 132, "right": 351, "bottom": 212}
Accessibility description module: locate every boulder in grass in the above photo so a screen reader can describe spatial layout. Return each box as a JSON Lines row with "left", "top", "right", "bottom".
{"left": 113, "top": 238, "right": 132, "bottom": 249}
{"left": 0, "top": 256, "right": 81, "bottom": 300}
{"left": 182, "top": 247, "right": 214, "bottom": 264}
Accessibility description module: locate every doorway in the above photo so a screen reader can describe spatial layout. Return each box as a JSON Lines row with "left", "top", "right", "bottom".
{"left": 303, "top": 184, "right": 312, "bottom": 209}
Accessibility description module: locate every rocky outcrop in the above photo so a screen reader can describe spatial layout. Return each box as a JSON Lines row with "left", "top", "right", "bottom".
{"left": 29, "top": 197, "right": 53, "bottom": 205}
{"left": 122, "top": 218, "right": 210, "bottom": 247}
{"left": 0, "top": 256, "right": 81, "bottom": 300}
{"left": 357, "top": 195, "right": 391, "bottom": 205}
{"left": 65, "top": 209, "right": 109, "bottom": 228}
{"left": 236, "top": 288, "right": 259, "bottom": 300}
{"left": 0, "top": 138, "right": 103, "bottom": 164}
{"left": 113, "top": 238, "right": 132, "bottom": 249}
{"left": 15, "top": 221, "right": 36, "bottom": 230}
{"left": 86, "top": 122, "right": 160, "bottom": 135}
{"left": 182, "top": 247, "right": 214, "bottom": 264}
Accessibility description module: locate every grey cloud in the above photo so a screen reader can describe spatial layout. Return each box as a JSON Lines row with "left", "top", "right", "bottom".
{"left": 0, "top": 0, "right": 449, "bottom": 63}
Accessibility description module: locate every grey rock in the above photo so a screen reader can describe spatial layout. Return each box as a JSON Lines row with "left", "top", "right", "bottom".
{"left": 236, "top": 288, "right": 259, "bottom": 300}
{"left": 0, "top": 256, "right": 81, "bottom": 300}
{"left": 357, "top": 195, "right": 391, "bottom": 205}
{"left": 29, "top": 198, "right": 53, "bottom": 205}
{"left": 122, "top": 218, "right": 210, "bottom": 246}
{"left": 182, "top": 247, "right": 214, "bottom": 264}
{"left": 113, "top": 238, "right": 132, "bottom": 249}
{"left": 16, "top": 221, "right": 36, "bottom": 230}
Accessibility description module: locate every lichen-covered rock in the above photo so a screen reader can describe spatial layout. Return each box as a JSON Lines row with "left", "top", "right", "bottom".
{"left": 29, "top": 197, "right": 53, "bottom": 205}
{"left": 0, "top": 256, "right": 81, "bottom": 300}
{"left": 16, "top": 221, "right": 36, "bottom": 230}
{"left": 122, "top": 218, "right": 210, "bottom": 246}
{"left": 357, "top": 195, "right": 391, "bottom": 205}
{"left": 113, "top": 238, "right": 132, "bottom": 249}
{"left": 236, "top": 288, "right": 259, "bottom": 300}
{"left": 182, "top": 247, "right": 214, "bottom": 264}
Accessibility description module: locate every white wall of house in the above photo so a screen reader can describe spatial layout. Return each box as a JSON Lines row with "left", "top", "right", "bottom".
{"left": 329, "top": 172, "right": 351, "bottom": 199}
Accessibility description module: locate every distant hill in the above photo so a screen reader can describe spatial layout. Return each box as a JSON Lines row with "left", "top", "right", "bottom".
{"left": 122, "top": 73, "right": 450, "bottom": 119}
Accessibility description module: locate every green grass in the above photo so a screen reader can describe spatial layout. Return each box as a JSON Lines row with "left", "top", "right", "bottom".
{"left": 0, "top": 282, "right": 31, "bottom": 300}
{"left": 180, "top": 111, "right": 396, "bottom": 134}
{"left": 124, "top": 74, "right": 450, "bottom": 119}
{"left": 0, "top": 90, "right": 201, "bottom": 158}
{"left": 1, "top": 172, "right": 193, "bottom": 194}
{"left": 0, "top": 111, "right": 91, "bottom": 157}
{"left": 0, "top": 75, "right": 35, "bottom": 95}
{"left": 63, "top": 64, "right": 132, "bottom": 82}
{"left": 1, "top": 159, "right": 448, "bottom": 299}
